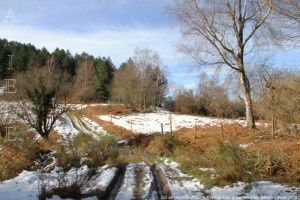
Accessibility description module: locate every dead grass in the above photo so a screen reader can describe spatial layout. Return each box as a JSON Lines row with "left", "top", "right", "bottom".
{"left": 80, "top": 104, "right": 137, "bottom": 140}
{"left": 83, "top": 104, "right": 135, "bottom": 116}
{"left": 0, "top": 131, "right": 40, "bottom": 181}
{"left": 63, "top": 108, "right": 300, "bottom": 188}
{"left": 106, "top": 123, "right": 300, "bottom": 188}
{"left": 171, "top": 125, "right": 300, "bottom": 187}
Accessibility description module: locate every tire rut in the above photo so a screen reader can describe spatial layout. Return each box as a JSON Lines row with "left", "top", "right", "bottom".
{"left": 103, "top": 164, "right": 126, "bottom": 200}
{"left": 151, "top": 164, "right": 173, "bottom": 200}
{"left": 142, "top": 156, "right": 173, "bottom": 200}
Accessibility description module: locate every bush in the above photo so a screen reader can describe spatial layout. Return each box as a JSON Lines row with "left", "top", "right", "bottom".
{"left": 87, "top": 135, "right": 119, "bottom": 167}
{"left": 171, "top": 137, "right": 249, "bottom": 187}
{"left": 214, "top": 140, "right": 246, "bottom": 183}
{"left": 164, "top": 135, "right": 183, "bottom": 153}
{"left": 56, "top": 133, "right": 119, "bottom": 169}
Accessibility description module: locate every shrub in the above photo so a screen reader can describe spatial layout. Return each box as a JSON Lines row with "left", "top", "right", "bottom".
{"left": 164, "top": 135, "right": 183, "bottom": 153}
{"left": 15, "top": 61, "right": 70, "bottom": 138}
{"left": 87, "top": 135, "right": 119, "bottom": 167}
{"left": 56, "top": 133, "right": 119, "bottom": 169}
{"left": 173, "top": 138, "right": 249, "bottom": 187}
{"left": 214, "top": 140, "right": 246, "bottom": 183}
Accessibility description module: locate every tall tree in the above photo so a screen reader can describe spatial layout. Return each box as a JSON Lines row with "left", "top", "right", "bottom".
{"left": 134, "top": 48, "right": 167, "bottom": 110}
{"left": 52, "top": 48, "right": 76, "bottom": 76}
{"left": 111, "top": 59, "right": 140, "bottom": 106}
{"left": 111, "top": 49, "right": 168, "bottom": 110}
{"left": 72, "top": 59, "right": 96, "bottom": 102}
{"left": 94, "top": 57, "right": 115, "bottom": 101}
{"left": 169, "top": 0, "right": 274, "bottom": 128}
{"left": 15, "top": 58, "right": 70, "bottom": 138}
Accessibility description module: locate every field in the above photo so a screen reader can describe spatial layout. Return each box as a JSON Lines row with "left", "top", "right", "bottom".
{"left": 0, "top": 103, "right": 299, "bottom": 199}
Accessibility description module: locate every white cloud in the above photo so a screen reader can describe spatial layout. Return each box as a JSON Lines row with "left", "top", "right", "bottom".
{"left": 0, "top": 24, "right": 179, "bottom": 66}
{"left": 184, "top": 83, "right": 196, "bottom": 90}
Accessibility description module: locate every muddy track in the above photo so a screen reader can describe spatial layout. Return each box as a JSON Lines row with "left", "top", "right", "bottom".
{"left": 101, "top": 162, "right": 171, "bottom": 200}
{"left": 65, "top": 114, "right": 173, "bottom": 199}
{"left": 151, "top": 164, "right": 173, "bottom": 200}
{"left": 142, "top": 156, "right": 173, "bottom": 200}
{"left": 104, "top": 164, "right": 126, "bottom": 200}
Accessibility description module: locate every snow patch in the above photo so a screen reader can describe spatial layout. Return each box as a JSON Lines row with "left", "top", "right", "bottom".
{"left": 160, "top": 159, "right": 300, "bottom": 199}
{"left": 53, "top": 113, "right": 79, "bottom": 140}
{"left": 0, "top": 165, "right": 118, "bottom": 200}
{"left": 99, "top": 111, "right": 247, "bottom": 135}
{"left": 239, "top": 143, "right": 254, "bottom": 149}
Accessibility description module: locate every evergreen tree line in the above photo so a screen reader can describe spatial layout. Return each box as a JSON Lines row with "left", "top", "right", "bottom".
{"left": 0, "top": 39, "right": 115, "bottom": 101}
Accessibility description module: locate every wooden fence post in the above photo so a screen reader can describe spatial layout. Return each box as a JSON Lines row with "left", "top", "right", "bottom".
{"left": 161, "top": 123, "right": 164, "bottom": 135}
{"left": 169, "top": 113, "right": 173, "bottom": 134}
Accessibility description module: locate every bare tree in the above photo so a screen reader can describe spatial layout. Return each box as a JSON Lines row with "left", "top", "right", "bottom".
{"left": 196, "top": 73, "right": 237, "bottom": 118}
{"left": 15, "top": 58, "right": 70, "bottom": 138}
{"left": 72, "top": 59, "right": 96, "bottom": 102}
{"left": 275, "top": 0, "right": 300, "bottom": 23}
{"left": 111, "top": 58, "right": 140, "bottom": 106}
{"left": 174, "top": 86, "right": 197, "bottom": 114}
{"left": 256, "top": 69, "right": 300, "bottom": 136}
{"left": 111, "top": 49, "right": 168, "bottom": 110}
{"left": 273, "top": 0, "right": 300, "bottom": 44}
{"left": 134, "top": 48, "right": 166, "bottom": 111}
{"left": 169, "top": 0, "right": 274, "bottom": 128}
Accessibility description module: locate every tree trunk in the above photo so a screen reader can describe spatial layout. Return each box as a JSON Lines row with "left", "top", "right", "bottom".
{"left": 238, "top": 71, "right": 256, "bottom": 129}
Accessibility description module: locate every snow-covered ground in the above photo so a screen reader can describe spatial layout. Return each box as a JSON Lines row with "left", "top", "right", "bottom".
{"left": 0, "top": 101, "right": 22, "bottom": 124}
{"left": 160, "top": 159, "right": 300, "bottom": 200}
{"left": 53, "top": 113, "right": 79, "bottom": 140}
{"left": 67, "top": 103, "right": 109, "bottom": 110}
{"left": 81, "top": 117, "right": 109, "bottom": 136}
{"left": 0, "top": 101, "right": 111, "bottom": 139}
{"left": 0, "top": 165, "right": 117, "bottom": 200}
{"left": 0, "top": 158, "right": 299, "bottom": 200}
{"left": 115, "top": 162, "right": 157, "bottom": 200}
{"left": 0, "top": 171, "right": 40, "bottom": 200}
{"left": 49, "top": 113, "right": 110, "bottom": 141}
{"left": 99, "top": 111, "right": 247, "bottom": 134}
{"left": 210, "top": 181, "right": 300, "bottom": 200}
{"left": 1, "top": 102, "right": 299, "bottom": 199}
{"left": 159, "top": 159, "right": 207, "bottom": 199}
{"left": 0, "top": 101, "right": 107, "bottom": 125}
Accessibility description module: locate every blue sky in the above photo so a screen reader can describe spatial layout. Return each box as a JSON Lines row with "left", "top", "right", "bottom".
{"left": 0, "top": 0, "right": 299, "bottom": 91}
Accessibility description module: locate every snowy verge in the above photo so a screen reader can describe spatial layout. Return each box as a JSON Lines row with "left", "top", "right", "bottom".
{"left": 160, "top": 159, "right": 300, "bottom": 200}
{"left": 0, "top": 165, "right": 117, "bottom": 200}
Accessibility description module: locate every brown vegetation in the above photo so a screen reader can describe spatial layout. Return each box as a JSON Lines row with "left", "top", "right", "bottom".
{"left": 56, "top": 133, "right": 120, "bottom": 170}
{"left": 82, "top": 104, "right": 136, "bottom": 139}
{"left": 83, "top": 104, "right": 135, "bottom": 116}
{"left": 110, "top": 123, "right": 300, "bottom": 188}
{"left": 0, "top": 132, "right": 40, "bottom": 181}
{"left": 171, "top": 75, "right": 245, "bottom": 118}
